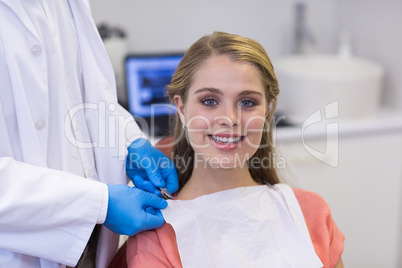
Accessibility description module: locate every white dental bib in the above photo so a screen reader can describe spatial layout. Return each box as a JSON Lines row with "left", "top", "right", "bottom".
{"left": 162, "top": 184, "right": 323, "bottom": 268}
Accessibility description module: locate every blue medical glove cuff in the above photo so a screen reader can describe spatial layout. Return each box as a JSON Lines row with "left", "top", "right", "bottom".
{"left": 103, "top": 184, "right": 167, "bottom": 236}
{"left": 126, "top": 139, "right": 179, "bottom": 195}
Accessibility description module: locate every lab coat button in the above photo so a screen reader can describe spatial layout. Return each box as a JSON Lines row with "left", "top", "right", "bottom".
{"left": 35, "top": 119, "right": 46, "bottom": 131}
{"left": 31, "top": 45, "right": 42, "bottom": 56}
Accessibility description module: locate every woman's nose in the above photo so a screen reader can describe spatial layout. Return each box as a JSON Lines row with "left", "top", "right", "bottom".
{"left": 215, "top": 105, "right": 240, "bottom": 127}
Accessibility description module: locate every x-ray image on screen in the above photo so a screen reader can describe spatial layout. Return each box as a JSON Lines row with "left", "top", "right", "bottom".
{"left": 125, "top": 53, "right": 183, "bottom": 136}
{"left": 125, "top": 54, "right": 183, "bottom": 118}
{"left": 137, "top": 69, "right": 174, "bottom": 105}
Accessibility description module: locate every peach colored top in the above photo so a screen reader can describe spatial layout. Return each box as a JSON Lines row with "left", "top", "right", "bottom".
{"left": 108, "top": 188, "right": 344, "bottom": 268}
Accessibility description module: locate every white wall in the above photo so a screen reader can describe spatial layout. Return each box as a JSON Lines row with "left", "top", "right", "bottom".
{"left": 89, "top": 0, "right": 337, "bottom": 59}
{"left": 337, "top": 0, "right": 402, "bottom": 111}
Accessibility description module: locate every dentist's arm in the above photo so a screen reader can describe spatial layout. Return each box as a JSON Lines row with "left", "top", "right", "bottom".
{"left": 0, "top": 157, "right": 107, "bottom": 266}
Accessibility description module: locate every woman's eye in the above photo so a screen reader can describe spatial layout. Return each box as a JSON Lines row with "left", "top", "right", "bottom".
{"left": 201, "top": 98, "right": 218, "bottom": 106}
{"left": 240, "top": 99, "right": 255, "bottom": 107}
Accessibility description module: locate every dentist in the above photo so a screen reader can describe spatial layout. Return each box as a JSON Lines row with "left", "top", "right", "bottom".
{"left": 0, "top": 0, "right": 178, "bottom": 268}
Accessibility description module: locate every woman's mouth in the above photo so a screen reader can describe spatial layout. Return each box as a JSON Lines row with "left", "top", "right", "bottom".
{"left": 208, "top": 134, "right": 245, "bottom": 151}
{"left": 210, "top": 135, "right": 244, "bottom": 144}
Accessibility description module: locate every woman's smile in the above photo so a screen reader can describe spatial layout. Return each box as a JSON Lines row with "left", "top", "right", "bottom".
{"left": 208, "top": 133, "right": 246, "bottom": 151}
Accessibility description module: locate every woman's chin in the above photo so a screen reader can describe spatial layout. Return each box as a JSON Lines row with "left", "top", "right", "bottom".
{"left": 199, "top": 156, "right": 249, "bottom": 170}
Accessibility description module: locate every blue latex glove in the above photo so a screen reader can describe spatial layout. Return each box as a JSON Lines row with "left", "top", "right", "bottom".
{"left": 126, "top": 138, "right": 179, "bottom": 197}
{"left": 103, "top": 184, "right": 167, "bottom": 235}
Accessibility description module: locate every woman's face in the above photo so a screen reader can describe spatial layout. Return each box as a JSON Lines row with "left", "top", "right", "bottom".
{"left": 174, "top": 55, "right": 268, "bottom": 169}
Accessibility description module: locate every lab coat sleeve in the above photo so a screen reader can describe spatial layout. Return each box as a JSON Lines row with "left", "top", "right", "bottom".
{"left": 0, "top": 157, "right": 108, "bottom": 267}
{"left": 117, "top": 103, "right": 145, "bottom": 143}
{"left": 114, "top": 104, "right": 147, "bottom": 161}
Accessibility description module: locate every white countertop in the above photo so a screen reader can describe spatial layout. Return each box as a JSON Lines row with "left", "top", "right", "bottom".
{"left": 275, "top": 109, "right": 402, "bottom": 142}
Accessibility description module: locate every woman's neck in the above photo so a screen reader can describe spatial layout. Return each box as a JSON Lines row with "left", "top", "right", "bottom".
{"left": 176, "top": 164, "right": 258, "bottom": 200}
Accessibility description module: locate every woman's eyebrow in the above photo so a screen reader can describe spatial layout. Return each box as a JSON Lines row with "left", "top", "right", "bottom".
{"left": 238, "top": 90, "right": 263, "bottom": 97}
{"left": 194, "top": 88, "right": 263, "bottom": 98}
{"left": 194, "top": 87, "right": 223, "bottom": 95}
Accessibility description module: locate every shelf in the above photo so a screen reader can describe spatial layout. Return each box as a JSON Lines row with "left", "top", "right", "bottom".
{"left": 275, "top": 108, "right": 402, "bottom": 142}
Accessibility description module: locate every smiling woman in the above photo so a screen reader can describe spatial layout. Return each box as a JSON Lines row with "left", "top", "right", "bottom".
{"left": 109, "top": 32, "right": 344, "bottom": 268}
{"left": 173, "top": 55, "right": 268, "bottom": 185}
{"left": 168, "top": 32, "right": 281, "bottom": 193}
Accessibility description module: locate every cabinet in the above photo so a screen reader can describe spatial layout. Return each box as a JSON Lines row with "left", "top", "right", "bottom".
{"left": 275, "top": 113, "right": 402, "bottom": 268}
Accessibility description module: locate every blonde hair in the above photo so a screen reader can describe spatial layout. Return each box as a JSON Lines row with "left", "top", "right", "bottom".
{"left": 166, "top": 31, "right": 281, "bottom": 190}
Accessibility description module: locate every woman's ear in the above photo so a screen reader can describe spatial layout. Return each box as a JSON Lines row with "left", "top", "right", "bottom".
{"left": 265, "top": 101, "right": 270, "bottom": 117}
{"left": 174, "top": 95, "right": 186, "bottom": 126}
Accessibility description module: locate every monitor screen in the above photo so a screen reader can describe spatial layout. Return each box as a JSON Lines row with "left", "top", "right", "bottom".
{"left": 125, "top": 54, "right": 183, "bottom": 118}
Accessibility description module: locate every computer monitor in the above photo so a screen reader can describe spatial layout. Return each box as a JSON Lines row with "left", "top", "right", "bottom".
{"left": 125, "top": 53, "right": 183, "bottom": 136}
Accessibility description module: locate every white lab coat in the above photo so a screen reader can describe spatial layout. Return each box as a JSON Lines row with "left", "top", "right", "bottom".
{"left": 0, "top": 0, "right": 143, "bottom": 267}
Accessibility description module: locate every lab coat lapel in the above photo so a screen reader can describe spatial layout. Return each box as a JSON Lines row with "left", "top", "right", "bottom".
{"left": 0, "top": 1, "right": 48, "bottom": 167}
{"left": 0, "top": 0, "right": 41, "bottom": 41}
{"left": 68, "top": 1, "right": 122, "bottom": 267}
{"left": 68, "top": 0, "right": 116, "bottom": 101}
{"left": 67, "top": 0, "right": 122, "bottom": 183}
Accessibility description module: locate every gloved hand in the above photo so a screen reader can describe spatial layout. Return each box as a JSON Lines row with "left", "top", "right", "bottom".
{"left": 126, "top": 138, "right": 179, "bottom": 197}
{"left": 103, "top": 184, "right": 167, "bottom": 236}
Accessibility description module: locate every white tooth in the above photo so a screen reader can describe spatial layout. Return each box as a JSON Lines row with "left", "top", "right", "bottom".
{"left": 212, "top": 135, "right": 242, "bottom": 143}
